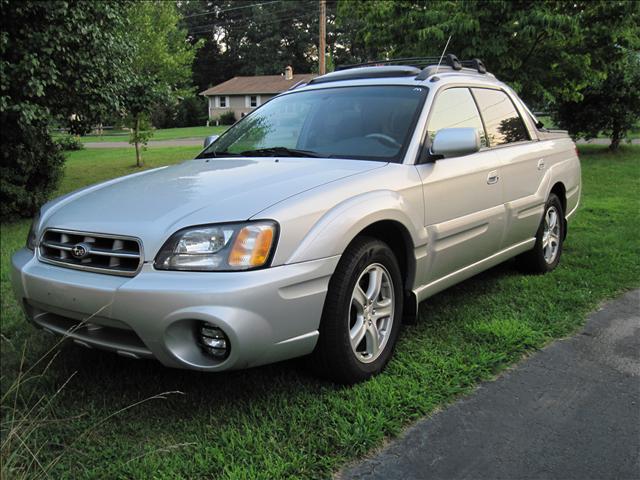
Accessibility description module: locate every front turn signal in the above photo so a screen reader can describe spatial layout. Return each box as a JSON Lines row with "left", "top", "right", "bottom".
{"left": 228, "top": 224, "right": 276, "bottom": 268}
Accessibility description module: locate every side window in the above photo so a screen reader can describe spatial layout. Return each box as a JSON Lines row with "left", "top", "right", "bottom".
{"left": 471, "top": 88, "right": 529, "bottom": 146}
{"left": 427, "top": 87, "right": 487, "bottom": 147}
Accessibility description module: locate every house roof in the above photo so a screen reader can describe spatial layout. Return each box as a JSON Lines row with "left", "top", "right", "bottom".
{"left": 200, "top": 74, "right": 317, "bottom": 96}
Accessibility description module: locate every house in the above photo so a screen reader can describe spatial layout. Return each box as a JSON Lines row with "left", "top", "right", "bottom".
{"left": 200, "top": 66, "right": 316, "bottom": 122}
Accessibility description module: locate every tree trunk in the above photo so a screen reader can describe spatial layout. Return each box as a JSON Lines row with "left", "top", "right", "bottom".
{"left": 134, "top": 115, "right": 143, "bottom": 167}
{"left": 609, "top": 136, "right": 621, "bottom": 151}
{"left": 609, "top": 121, "right": 622, "bottom": 151}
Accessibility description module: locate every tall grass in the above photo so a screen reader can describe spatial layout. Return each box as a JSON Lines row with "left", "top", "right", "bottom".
{"left": 1, "top": 311, "right": 183, "bottom": 479}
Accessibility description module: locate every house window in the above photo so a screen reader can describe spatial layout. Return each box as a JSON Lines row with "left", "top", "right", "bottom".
{"left": 246, "top": 95, "right": 261, "bottom": 108}
{"left": 218, "top": 96, "right": 228, "bottom": 108}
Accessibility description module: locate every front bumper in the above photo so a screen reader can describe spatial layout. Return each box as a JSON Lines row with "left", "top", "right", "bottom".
{"left": 11, "top": 248, "right": 339, "bottom": 371}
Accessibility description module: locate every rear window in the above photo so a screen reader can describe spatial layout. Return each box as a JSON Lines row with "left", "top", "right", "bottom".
{"left": 471, "top": 88, "right": 529, "bottom": 146}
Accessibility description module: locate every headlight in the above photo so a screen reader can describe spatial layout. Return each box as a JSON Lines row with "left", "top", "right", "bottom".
{"left": 26, "top": 211, "right": 41, "bottom": 251}
{"left": 154, "top": 221, "right": 278, "bottom": 271}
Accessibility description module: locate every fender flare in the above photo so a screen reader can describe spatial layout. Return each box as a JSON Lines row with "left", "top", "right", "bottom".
{"left": 286, "top": 190, "right": 426, "bottom": 264}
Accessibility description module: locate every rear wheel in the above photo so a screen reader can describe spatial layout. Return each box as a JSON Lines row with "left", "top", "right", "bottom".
{"left": 516, "top": 193, "right": 565, "bottom": 273}
{"left": 310, "top": 237, "right": 403, "bottom": 384}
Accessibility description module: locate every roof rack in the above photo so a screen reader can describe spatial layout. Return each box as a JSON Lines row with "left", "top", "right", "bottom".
{"left": 308, "top": 65, "right": 421, "bottom": 85}
{"left": 306, "top": 54, "right": 487, "bottom": 86}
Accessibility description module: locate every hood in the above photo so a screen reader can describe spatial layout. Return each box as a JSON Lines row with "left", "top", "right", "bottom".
{"left": 42, "top": 157, "right": 384, "bottom": 258}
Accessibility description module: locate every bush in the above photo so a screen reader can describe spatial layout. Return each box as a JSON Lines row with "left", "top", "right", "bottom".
{"left": 150, "top": 97, "right": 208, "bottom": 129}
{"left": 218, "top": 111, "right": 236, "bottom": 125}
{"left": 54, "top": 134, "right": 84, "bottom": 151}
{"left": 0, "top": 117, "right": 65, "bottom": 220}
{"left": 175, "top": 96, "right": 208, "bottom": 127}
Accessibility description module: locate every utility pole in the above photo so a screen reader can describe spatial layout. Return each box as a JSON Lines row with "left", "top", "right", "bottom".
{"left": 319, "top": 0, "right": 326, "bottom": 75}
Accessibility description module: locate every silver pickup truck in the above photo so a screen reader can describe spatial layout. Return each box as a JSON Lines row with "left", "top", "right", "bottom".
{"left": 12, "top": 56, "right": 581, "bottom": 383}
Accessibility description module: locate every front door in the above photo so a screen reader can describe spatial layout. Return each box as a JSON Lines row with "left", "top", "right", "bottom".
{"left": 414, "top": 87, "right": 504, "bottom": 285}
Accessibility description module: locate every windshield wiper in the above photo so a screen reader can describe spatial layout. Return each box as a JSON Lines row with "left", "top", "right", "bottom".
{"left": 198, "top": 150, "right": 242, "bottom": 159}
{"left": 239, "top": 147, "right": 322, "bottom": 158}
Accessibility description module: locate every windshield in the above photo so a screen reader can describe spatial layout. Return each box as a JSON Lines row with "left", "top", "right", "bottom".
{"left": 199, "top": 85, "right": 428, "bottom": 162}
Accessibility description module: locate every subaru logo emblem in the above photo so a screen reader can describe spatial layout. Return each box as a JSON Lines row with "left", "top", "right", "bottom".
{"left": 71, "top": 243, "right": 90, "bottom": 259}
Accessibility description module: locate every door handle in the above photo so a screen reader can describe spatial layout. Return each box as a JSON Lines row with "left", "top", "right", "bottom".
{"left": 487, "top": 171, "right": 499, "bottom": 185}
{"left": 537, "top": 159, "right": 545, "bottom": 170}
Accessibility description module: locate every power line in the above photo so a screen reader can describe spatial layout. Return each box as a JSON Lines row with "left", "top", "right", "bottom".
{"left": 188, "top": 10, "right": 319, "bottom": 36}
{"left": 186, "top": 0, "right": 318, "bottom": 32}
{"left": 182, "top": 1, "right": 282, "bottom": 20}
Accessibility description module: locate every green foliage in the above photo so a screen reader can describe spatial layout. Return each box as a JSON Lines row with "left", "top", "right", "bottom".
{"left": 127, "top": 113, "right": 154, "bottom": 148}
{"left": 0, "top": 0, "right": 131, "bottom": 220}
{"left": 555, "top": 51, "right": 640, "bottom": 149}
{"left": 54, "top": 134, "right": 84, "bottom": 152}
{"left": 218, "top": 111, "right": 237, "bottom": 125}
{"left": 123, "top": 0, "right": 201, "bottom": 166}
{"left": 0, "top": 119, "right": 65, "bottom": 219}
{"left": 336, "top": 0, "right": 639, "bottom": 109}
{"left": 179, "top": 1, "right": 328, "bottom": 91}
{"left": 151, "top": 96, "right": 208, "bottom": 129}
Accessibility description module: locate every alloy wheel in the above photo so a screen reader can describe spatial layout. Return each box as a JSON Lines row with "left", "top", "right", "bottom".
{"left": 542, "top": 205, "right": 561, "bottom": 264}
{"left": 348, "top": 263, "right": 395, "bottom": 363}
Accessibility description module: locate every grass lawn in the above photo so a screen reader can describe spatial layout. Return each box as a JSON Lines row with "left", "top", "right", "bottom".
{"left": 537, "top": 116, "right": 639, "bottom": 140}
{"left": 54, "top": 125, "right": 228, "bottom": 143}
{"left": 1, "top": 145, "right": 639, "bottom": 479}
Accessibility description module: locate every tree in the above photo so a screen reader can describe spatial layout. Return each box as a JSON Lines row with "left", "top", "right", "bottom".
{"left": 178, "top": 1, "right": 340, "bottom": 91}
{"left": 336, "top": 1, "right": 638, "bottom": 110}
{"left": 555, "top": 51, "right": 640, "bottom": 150}
{"left": 124, "top": 1, "right": 200, "bottom": 167}
{"left": 0, "top": 0, "right": 132, "bottom": 220}
{"left": 552, "top": 2, "right": 640, "bottom": 149}
{"left": 337, "top": 1, "right": 597, "bottom": 107}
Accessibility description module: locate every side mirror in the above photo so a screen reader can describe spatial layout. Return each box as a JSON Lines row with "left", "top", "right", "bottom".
{"left": 430, "top": 128, "right": 481, "bottom": 158}
{"left": 203, "top": 135, "right": 219, "bottom": 148}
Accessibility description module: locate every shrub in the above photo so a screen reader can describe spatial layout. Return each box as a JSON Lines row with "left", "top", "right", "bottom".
{"left": 151, "top": 97, "right": 208, "bottom": 129}
{"left": 218, "top": 111, "right": 236, "bottom": 125}
{"left": 54, "top": 134, "right": 84, "bottom": 151}
{"left": 175, "top": 96, "right": 208, "bottom": 127}
{"left": 0, "top": 117, "right": 65, "bottom": 220}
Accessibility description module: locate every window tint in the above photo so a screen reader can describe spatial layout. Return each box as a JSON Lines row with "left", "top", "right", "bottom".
{"left": 472, "top": 88, "right": 529, "bottom": 146}
{"left": 427, "top": 88, "right": 486, "bottom": 147}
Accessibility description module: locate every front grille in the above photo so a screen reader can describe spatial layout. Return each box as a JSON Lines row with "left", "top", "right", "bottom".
{"left": 39, "top": 229, "right": 143, "bottom": 276}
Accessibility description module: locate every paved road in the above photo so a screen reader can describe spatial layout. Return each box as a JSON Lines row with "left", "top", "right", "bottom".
{"left": 83, "top": 138, "right": 204, "bottom": 149}
{"left": 83, "top": 137, "right": 639, "bottom": 149}
{"left": 340, "top": 289, "right": 640, "bottom": 480}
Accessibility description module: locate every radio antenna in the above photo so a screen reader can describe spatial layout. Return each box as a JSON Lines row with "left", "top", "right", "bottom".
{"left": 435, "top": 35, "right": 452, "bottom": 74}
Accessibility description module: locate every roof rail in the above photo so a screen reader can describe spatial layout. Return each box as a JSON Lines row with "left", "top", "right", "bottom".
{"left": 336, "top": 57, "right": 442, "bottom": 70}
{"left": 337, "top": 54, "right": 486, "bottom": 75}
{"left": 307, "top": 65, "right": 421, "bottom": 85}
{"left": 306, "top": 54, "right": 488, "bottom": 86}
{"left": 287, "top": 79, "right": 309, "bottom": 91}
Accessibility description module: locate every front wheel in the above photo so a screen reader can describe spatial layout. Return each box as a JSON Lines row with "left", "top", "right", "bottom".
{"left": 309, "top": 237, "right": 403, "bottom": 384}
{"left": 516, "top": 193, "right": 565, "bottom": 273}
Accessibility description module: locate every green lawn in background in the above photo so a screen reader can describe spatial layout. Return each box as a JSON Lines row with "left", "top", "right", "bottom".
{"left": 536, "top": 116, "right": 639, "bottom": 140}
{"left": 1, "top": 145, "right": 639, "bottom": 479}
{"left": 53, "top": 125, "right": 228, "bottom": 143}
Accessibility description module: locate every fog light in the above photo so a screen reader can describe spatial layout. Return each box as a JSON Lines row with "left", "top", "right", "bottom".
{"left": 199, "top": 324, "right": 229, "bottom": 359}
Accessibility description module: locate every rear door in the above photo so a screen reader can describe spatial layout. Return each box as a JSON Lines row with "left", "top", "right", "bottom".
{"left": 415, "top": 87, "right": 504, "bottom": 285}
{"left": 471, "top": 88, "right": 545, "bottom": 248}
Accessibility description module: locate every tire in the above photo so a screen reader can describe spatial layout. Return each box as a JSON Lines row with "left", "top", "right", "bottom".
{"left": 516, "top": 193, "right": 565, "bottom": 274}
{"left": 309, "top": 236, "right": 403, "bottom": 384}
